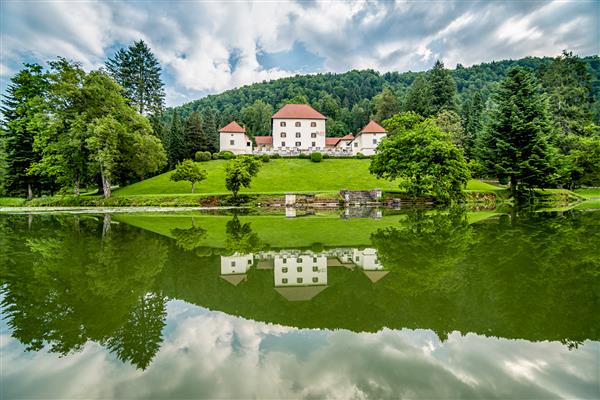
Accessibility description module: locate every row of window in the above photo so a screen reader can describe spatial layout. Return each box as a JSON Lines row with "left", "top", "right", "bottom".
{"left": 280, "top": 132, "right": 318, "bottom": 138}
{"left": 281, "top": 266, "right": 320, "bottom": 273}
{"left": 280, "top": 121, "right": 318, "bottom": 127}
{"left": 283, "top": 257, "right": 319, "bottom": 263}
{"left": 281, "top": 277, "right": 320, "bottom": 284}
{"left": 230, "top": 259, "right": 253, "bottom": 267}
{"left": 280, "top": 142, "right": 317, "bottom": 147}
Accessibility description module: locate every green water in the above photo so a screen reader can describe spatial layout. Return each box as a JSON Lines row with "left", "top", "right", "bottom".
{"left": 1, "top": 209, "right": 599, "bottom": 398}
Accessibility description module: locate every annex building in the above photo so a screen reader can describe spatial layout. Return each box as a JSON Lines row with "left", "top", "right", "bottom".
{"left": 219, "top": 103, "right": 387, "bottom": 156}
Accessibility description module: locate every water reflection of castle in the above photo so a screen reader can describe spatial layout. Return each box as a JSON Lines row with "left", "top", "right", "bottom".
{"left": 220, "top": 248, "right": 388, "bottom": 301}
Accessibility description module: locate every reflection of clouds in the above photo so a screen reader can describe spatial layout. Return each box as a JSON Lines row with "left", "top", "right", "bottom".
{"left": 3, "top": 301, "right": 598, "bottom": 399}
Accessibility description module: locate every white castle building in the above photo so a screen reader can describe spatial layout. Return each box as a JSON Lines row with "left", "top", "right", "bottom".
{"left": 219, "top": 104, "right": 387, "bottom": 156}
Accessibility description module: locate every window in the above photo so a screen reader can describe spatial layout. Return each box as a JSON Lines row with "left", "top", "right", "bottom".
{"left": 297, "top": 266, "right": 303, "bottom": 272}
{"left": 311, "top": 122, "right": 316, "bottom": 127}
{"left": 297, "top": 257, "right": 302, "bottom": 262}
{"left": 282, "top": 278, "right": 288, "bottom": 284}
{"left": 281, "top": 132, "right": 286, "bottom": 138}
{"left": 312, "top": 266, "right": 318, "bottom": 272}
{"left": 295, "top": 141, "right": 301, "bottom": 147}
{"left": 282, "top": 258, "right": 287, "bottom": 264}
{"left": 230, "top": 140, "right": 235, "bottom": 145}
{"left": 280, "top": 121, "right": 286, "bottom": 127}
{"left": 248, "top": 259, "right": 252, "bottom": 264}
{"left": 312, "top": 277, "right": 319, "bottom": 283}
{"left": 354, "top": 142, "right": 358, "bottom": 147}
{"left": 373, "top": 138, "right": 377, "bottom": 145}
{"left": 282, "top": 141, "right": 286, "bottom": 147}
{"left": 311, "top": 142, "right": 316, "bottom": 147}
{"left": 282, "top": 267, "right": 288, "bottom": 273}
{"left": 313, "top": 257, "right": 317, "bottom": 262}
{"left": 247, "top": 141, "right": 251, "bottom": 146}
{"left": 231, "top": 261, "right": 236, "bottom": 267}
{"left": 295, "top": 132, "right": 301, "bottom": 138}
{"left": 295, "top": 121, "right": 301, "bottom": 127}
{"left": 297, "top": 277, "right": 303, "bottom": 283}
{"left": 311, "top": 132, "right": 317, "bottom": 138}
{"left": 355, "top": 256, "right": 360, "bottom": 261}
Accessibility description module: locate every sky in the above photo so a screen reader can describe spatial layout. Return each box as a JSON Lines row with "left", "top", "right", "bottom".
{"left": 1, "top": 0, "right": 598, "bottom": 107}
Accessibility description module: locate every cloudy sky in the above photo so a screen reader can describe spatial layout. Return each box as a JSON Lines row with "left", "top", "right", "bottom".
{"left": 1, "top": 0, "right": 598, "bottom": 106}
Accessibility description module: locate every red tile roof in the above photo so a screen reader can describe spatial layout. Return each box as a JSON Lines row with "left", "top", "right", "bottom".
{"left": 325, "top": 138, "right": 341, "bottom": 146}
{"left": 254, "top": 136, "right": 273, "bottom": 145}
{"left": 340, "top": 134, "right": 355, "bottom": 140}
{"left": 361, "top": 121, "right": 386, "bottom": 133}
{"left": 219, "top": 121, "right": 246, "bottom": 133}
{"left": 272, "top": 104, "right": 326, "bottom": 120}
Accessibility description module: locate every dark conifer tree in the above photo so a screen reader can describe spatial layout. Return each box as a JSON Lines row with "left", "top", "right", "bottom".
{"left": 477, "top": 67, "right": 556, "bottom": 198}
{"left": 201, "top": 108, "right": 219, "bottom": 153}
{"left": 403, "top": 75, "right": 431, "bottom": 117}
{"left": 428, "top": 60, "right": 459, "bottom": 115}
{"left": 165, "top": 110, "right": 185, "bottom": 166}
{"left": 183, "top": 111, "right": 208, "bottom": 158}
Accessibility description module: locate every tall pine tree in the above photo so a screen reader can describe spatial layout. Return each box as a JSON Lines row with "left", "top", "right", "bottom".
{"left": 461, "top": 89, "right": 485, "bottom": 158}
{"left": 201, "top": 108, "right": 219, "bottom": 153}
{"left": 403, "top": 75, "right": 431, "bottom": 117}
{"left": 477, "top": 67, "right": 555, "bottom": 198}
{"left": 183, "top": 111, "right": 208, "bottom": 159}
{"left": 106, "top": 40, "right": 165, "bottom": 116}
{"left": 372, "top": 87, "right": 400, "bottom": 123}
{"left": 0, "top": 64, "right": 50, "bottom": 198}
{"left": 428, "top": 60, "right": 459, "bottom": 115}
{"left": 165, "top": 110, "right": 185, "bottom": 166}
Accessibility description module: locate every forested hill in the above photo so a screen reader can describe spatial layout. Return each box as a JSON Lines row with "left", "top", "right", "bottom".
{"left": 166, "top": 55, "right": 600, "bottom": 135}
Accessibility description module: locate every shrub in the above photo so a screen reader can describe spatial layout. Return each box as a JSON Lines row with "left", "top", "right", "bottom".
{"left": 212, "top": 153, "right": 220, "bottom": 160}
{"left": 271, "top": 153, "right": 281, "bottom": 159}
{"left": 298, "top": 153, "right": 309, "bottom": 159}
{"left": 322, "top": 153, "right": 330, "bottom": 159}
{"left": 261, "top": 154, "right": 270, "bottom": 163}
{"left": 355, "top": 152, "right": 367, "bottom": 159}
{"left": 218, "top": 151, "right": 235, "bottom": 160}
{"left": 195, "top": 151, "right": 212, "bottom": 162}
{"left": 310, "top": 152, "right": 323, "bottom": 163}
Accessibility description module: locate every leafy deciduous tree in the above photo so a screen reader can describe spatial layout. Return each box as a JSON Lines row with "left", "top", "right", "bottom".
{"left": 170, "top": 159, "right": 208, "bottom": 193}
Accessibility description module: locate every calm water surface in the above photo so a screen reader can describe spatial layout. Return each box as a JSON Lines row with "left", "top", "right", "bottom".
{"left": 1, "top": 209, "right": 599, "bottom": 399}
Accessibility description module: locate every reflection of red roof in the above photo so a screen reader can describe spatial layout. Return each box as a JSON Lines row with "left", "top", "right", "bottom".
{"left": 361, "top": 121, "right": 386, "bottom": 133}
{"left": 325, "top": 138, "right": 340, "bottom": 146}
{"left": 254, "top": 136, "right": 273, "bottom": 145}
{"left": 340, "top": 134, "right": 354, "bottom": 140}
{"left": 272, "top": 104, "right": 326, "bottom": 120}
{"left": 219, "top": 121, "right": 246, "bottom": 133}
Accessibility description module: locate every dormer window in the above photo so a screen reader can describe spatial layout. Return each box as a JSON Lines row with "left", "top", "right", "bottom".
{"left": 280, "top": 122, "right": 286, "bottom": 127}
{"left": 311, "top": 122, "right": 316, "bottom": 127}
{"left": 295, "top": 122, "right": 301, "bottom": 127}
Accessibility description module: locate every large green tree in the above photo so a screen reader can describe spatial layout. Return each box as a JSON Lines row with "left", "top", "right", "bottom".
{"left": 403, "top": 75, "right": 431, "bottom": 116}
{"left": 1, "top": 64, "right": 50, "bottom": 198}
{"left": 372, "top": 87, "right": 400, "bottom": 123}
{"left": 370, "top": 118, "right": 470, "bottom": 203}
{"left": 105, "top": 40, "right": 165, "bottom": 116}
{"left": 225, "top": 156, "right": 261, "bottom": 199}
{"left": 241, "top": 100, "right": 272, "bottom": 137}
{"left": 201, "top": 108, "right": 219, "bottom": 153}
{"left": 170, "top": 159, "right": 208, "bottom": 193}
{"left": 461, "top": 89, "right": 485, "bottom": 159}
{"left": 183, "top": 111, "right": 209, "bottom": 159}
{"left": 165, "top": 110, "right": 185, "bottom": 166}
{"left": 477, "top": 67, "right": 556, "bottom": 198}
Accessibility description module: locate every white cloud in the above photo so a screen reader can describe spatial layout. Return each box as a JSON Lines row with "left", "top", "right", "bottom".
{"left": 0, "top": 0, "right": 597, "bottom": 105}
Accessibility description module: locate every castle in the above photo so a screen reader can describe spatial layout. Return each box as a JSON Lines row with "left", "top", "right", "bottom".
{"left": 219, "top": 103, "right": 387, "bottom": 156}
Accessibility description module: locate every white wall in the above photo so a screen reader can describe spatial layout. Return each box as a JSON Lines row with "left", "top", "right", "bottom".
{"left": 272, "top": 119, "right": 326, "bottom": 151}
{"left": 273, "top": 253, "right": 328, "bottom": 286}
{"left": 352, "top": 248, "right": 382, "bottom": 270}
{"left": 220, "top": 132, "right": 253, "bottom": 154}
{"left": 220, "top": 254, "right": 254, "bottom": 275}
{"left": 351, "top": 132, "right": 386, "bottom": 156}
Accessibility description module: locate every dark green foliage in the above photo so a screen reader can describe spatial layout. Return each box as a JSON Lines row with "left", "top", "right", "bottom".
{"left": 270, "top": 153, "right": 281, "bottom": 159}
{"left": 201, "top": 108, "right": 219, "bottom": 153}
{"left": 370, "top": 119, "right": 470, "bottom": 203}
{"left": 461, "top": 89, "right": 484, "bottom": 159}
{"left": 382, "top": 111, "right": 424, "bottom": 135}
{"left": 298, "top": 152, "right": 309, "bottom": 159}
{"left": 165, "top": 110, "right": 185, "bottom": 166}
{"left": 372, "top": 87, "right": 400, "bottom": 123}
{"left": 0, "top": 63, "right": 50, "bottom": 198}
{"left": 260, "top": 154, "right": 270, "bottom": 163}
{"left": 105, "top": 40, "right": 165, "bottom": 116}
{"left": 218, "top": 150, "right": 235, "bottom": 160}
{"left": 477, "top": 67, "right": 555, "bottom": 198}
{"left": 403, "top": 75, "right": 431, "bottom": 116}
{"left": 427, "top": 60, "right": 459, "bottom": 115}
{"left": 225, "top": 156, "right": 261, "bottom": 198}
{"left": 310, "top": 152, "right": 323, "bottom": 163}
{"left": 322, "top": 153, "right": 330, "bottom": 159}
{"left": 170, "top": 159, "right": 208, "bottom": 193}
{"left": 183, "top": 112, "right": 208, "bottom": 159}
{"left": 241, "top": 100, "right": 272, "bottom": 137}
{"left": 355, "top": 152, "right": 367, "bottom": 159}
{"left": 195, "top": 151, "right": 212, "bottom": 162}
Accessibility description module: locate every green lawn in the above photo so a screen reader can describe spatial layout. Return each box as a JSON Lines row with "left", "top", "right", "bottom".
{"left": 114, "top": 159, "right": 502, "bottom": 196}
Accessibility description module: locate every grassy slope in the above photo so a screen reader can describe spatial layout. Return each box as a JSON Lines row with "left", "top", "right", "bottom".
{"left": 114, "top": 159, "right": 503, "bottom": 196}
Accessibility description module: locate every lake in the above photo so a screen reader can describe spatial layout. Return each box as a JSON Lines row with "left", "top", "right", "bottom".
{"left": 1, "top": 208, "right": 599, "bottom": 399}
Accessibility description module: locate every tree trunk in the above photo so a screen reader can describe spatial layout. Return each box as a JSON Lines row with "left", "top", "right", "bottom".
{"left": 74, "top": 175, "right": 80, "bottom": 196}
{"left": 27, "top": 183, "right": 33, "bottom": 200}
{"left": 191, "top": 181, "right": 195, "bottom": 193}
{"left": 100, "top": 165, "right": 111, "bottom": 198}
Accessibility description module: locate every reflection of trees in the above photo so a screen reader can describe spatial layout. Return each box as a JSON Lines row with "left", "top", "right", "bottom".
{"left": 0, "top": 215, "right": 168, "bottom": 369}
{"left": 224, "top": 214, "right": 265, "bottom": 255}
